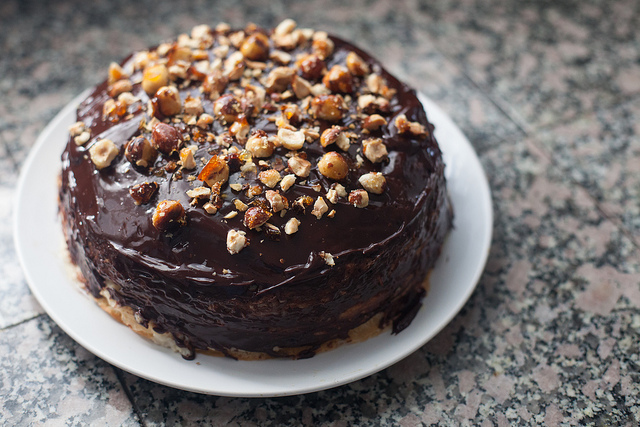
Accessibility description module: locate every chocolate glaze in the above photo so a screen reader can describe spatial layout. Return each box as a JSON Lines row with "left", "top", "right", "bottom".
{"left": 59, "top": 28, "right": 452, "bottom": 359}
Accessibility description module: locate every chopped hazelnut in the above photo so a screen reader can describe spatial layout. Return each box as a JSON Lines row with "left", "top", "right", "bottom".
{"left": 224, "top": 51, "right": 245, "bottom": 80}
{"left": 319, "top": 251, "right": 335, "bottom": 266}
{"left": 226, "top": 229, "right": 249, "bottom": 254}
{"left": 155, "top": 86, "right": 182, "bottom": 116}
{"left": 280, "top": 174, "right": 296, "bottom": 191}
{"left": 310, "top": 94, "right": 345, "bottom": 121}
{"left": 125, "top": 136, "right": 158, "bottom": 168}
{"left": 394, "top": 113, "right": 428, "bottom": 136}
{"left": 288, "top": 156, "right": 311, "bottom": 177}
{"left": 296, "top": 54, "right": 325, "bottom": 80}
{"left": 357, "top": 94, "right": 390, "bottom": 113}
{"left": 284, "top": 217, "right": 301, "bottom": 235}
{"left": 348, "top": 189, "right": 369, "bottom": 208}
{"left": 335, "top": 183, "right": 347, "bottom": 197}
{"left": 291, "top": 75, "right": 313, "bottom": 99}
{"left": 233, "top": 199, "right": 249, "bottom": 212}
{"left": 265, "top": 190, "right": 288, "bottom": 212}
{"left": 264, "top": 66, "right": 295, "bottom": 93}
{"left": 245, "top": 130, "right": 274, "bottom": 158}
{"left": 311, "top": 32, "right": 334, "bottom": 59}
{"left": 243, "top": 206, "right": 271, "bottom": 229}
{"left": 317, "top": 152, "right": 349, "bottom": 180}
{"left": 142, "top": 64, "right": 170, "bottom": 96}
{"left": 229, "top": 114, "right": 250, "bottom": 143}
{"left": 152, "top": 200, "right": 187, "bottom": 231}
{"left": 258, "top": 169, "right": 281, "bottom": 188}
{"left": 326, "top": 188, "right": 338, "bottom": 204}
{"left": 270, "top": 50, "right": 292, "bottom": 64}
{"left": 203, "top": 202, "right": 218, "bottom": 214}
{"left": 179, "top": 146, "right": 197, "bottom": 169}
{"left": 311, "top": 196, "right": 329, "bottom": 219}
{"left": 362, "top": 137, "right": 388, "bottom": 163}
{"left": 320, "top": 125, "right": 350, "bottom": 151}
{"left": 322, "top": 65, "right": 354, "bottom": 94}
{"left": 197, "top": 113, "right": 214, "bottom": 129}
{"left": 213, "top": 94, "right": 242, "bottom": 123}
{"left": 240, "top": 32, "right": 270, "bottom": 61}
{"left": 198, "top": 155, "right": 230, "bottom": 186}
{"left": 202, "top": 70, "right": 228, "bottom": 98}
{"left": 69, "top": 121, "right": 86, "bottom": 137}
{"left": 108, "top": 62, "right": 128, "bottom": 85}
{"left": 89, "top": 139, "right": 119, "bottom": 170}
{"left": 272, "top": 19, "right": 301, "bottom": 50}
{"left": 246, "top": 184, "right": 262, "bottom": 198}
{"left": 345, "top": 51, "right": 370, "bottom": 76}
{"left": 186, "top": 186, "right": 211, "bottom": 199}
{"left": 130, "top": 182, "right": 159, "bottom": 205}
{"left": 74, "top": 131, "right": 91, "bottom": 146}
{"left": 183, "top": 96, "right": 204, "bottom": 116}
{"left": 277, "top": 128, "right": 305, "bottom": 151}
{"left": 109, "top": 79, "right": 133, "bottom": 98}
{"left": 224, "top": 211, "right": 239, "bottom": 219}
{"left": 363, "top": 114, "right": 388, "bottom": 131}
{"left": 152, "top": 122, "right": 183, "bottom": 155}
{"left": 359, "top": 172, "right": 386, "bottom": 194}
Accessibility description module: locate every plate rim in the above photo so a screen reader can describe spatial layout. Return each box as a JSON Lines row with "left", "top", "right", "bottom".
{"left": 13, "top": 91, "right": 492, "bottom": 397}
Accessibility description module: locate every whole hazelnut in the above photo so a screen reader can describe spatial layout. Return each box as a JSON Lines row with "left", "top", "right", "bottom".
{"left": 310, "top": 94, "right": 345, "bottom": 122}
{"left": 245, "top": 130, "right": 275, "bottom": 158}
{"left": 125, "top": 136, "right": 158, "bottom": 168}
{"left": 296, "top": 54, "right": 325, "bottom": 80}
{"left": 243, "top": 206, "right": 271, "bottom": 229}
{"left": 152, "top": 122, "right": 183, "bottom": 155}
{"left": 152, "top": 200, "right": 187, "bottom": 231}
{"left": 240, "top": 32, "right": 270, "bottom": 61}
{"left": 322, "top": 65, "right": 354, "bottom": 94}
{"left": 213, "top": 94, "right": 242, "bottom": 123}
{"left": 345, "top": 51, "right": 370, "bottom": 76}
{"left": 142, "top": 64, "right": 170, "bottom": 96}
{"left": 155, "top": 86, "right": 182, "bottom": 116}
{"left": 89, "top": 139, "right": 119, "bottom": 170}
{"left": 317, "top": 151, "right": 348, "bottom": 180}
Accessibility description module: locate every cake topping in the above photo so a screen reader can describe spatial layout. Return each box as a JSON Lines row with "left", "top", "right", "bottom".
{"left": 152, "top": 200, "right": 187, "bottom": 231}
{"left": 89, "top": 139, "right": 119, "bottom": 169}
{"left": 226, "top": 229, "right": 249, "bottom": 254}
{"left": 130, "top": 182, "right": 159, "bottom": 205}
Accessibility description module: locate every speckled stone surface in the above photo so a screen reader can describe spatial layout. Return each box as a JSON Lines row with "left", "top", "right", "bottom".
{"left": 2, "top": 0, "right": 640, "bottom": 425}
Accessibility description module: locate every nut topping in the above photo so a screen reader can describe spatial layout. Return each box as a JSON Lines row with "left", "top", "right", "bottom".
{"left": 291, "top": 75, "right": 313, "bottom": 99}
{"left": 320, "top": 126, "right": 349, "bottom": 150}
{"left": 264, "top": 66, "right": 295, "bottom": 93}
{"left": 345, "top": 51, "right": 370, "bottom": 76}
{"left": 362, "top": 114, "right": 387, "bottom": 131}
{"left": 296, "top": 54, "right": 325, "bottom": 80}
{"left": 152, "top": 200, "right": 187, "bottom": 231}
{"left": 319, "top": 251, "right": 335, "bottom": 266}
{"left": 310, "top": 94, "right": 345, "bottom": 121}
{"left": 288, "top": 155, "right": 311, "bottom": 177}
{"left": 89, "top": 139, "right": 119, "bottom": 170}
{"left": 311, "top": 32, "right": 334, "bottom": 59}
{"left": 130, "top": 182, "right": 159, "bottom": 205}
{"left": 245, "top": 130, "right": 274, "bottom": 158}
{"left": 322, "top": 65, "right": 354, "bottom": 94}
{"left": 258, "top": 169, "right": 281, "bottom": 188}
{"left": 142, "top": 64, "right": 170, "bottom": 96}
{"left": 152, "top": 122, "right": 183, "bottom": 155}
{"left": 240, "top": 32, "right": 270, "bottom": 61}
{"left": 265, "top": 190, "right": 288, "bottom": 212}
{"left": 155, "top": 86, "right": 182, "bottom": 116}
{"left": 125, "top": 136, "right": 158, "bottom": 169}
{"left": 317, "top": 152, "right": 349, "bottom": 180}
{"left": 394, "top": 113, "right": 428, "bottom": 136}
{"left": 213, "top": 94, "right": 242, "bottom": 123}
{"left": 359, "top": 172, "right": 386, "bottom": 194}
{"left": 243, "top": 206, "right": 271, "bottom": 229}
{"left": 183, "top": 96, "right": 204, "bottom": 116}
{"left": 108, "top": 62, "right": 128, "bottom": 85}
{"left": 348, "top": 189, "right": 369, "bottom": 208}
{"left": 279, "top": 174, "right": 296, "bottom": 191}
{"left": 362, "top": 137, "right": 388, "bottom": 163}
{"left": 198, "top": 155, "right": 230, "bottom": 186}
{"left": 284, "top": 217, "right": 301, "bottom": 235}
{"left": 226, "top": 229, "right": 249, "bottom": 254}
{"left": 277, "top": 128, "right": 305, "bottom": 151}
{"left": 311, "top": 196, "right": 329, "bottom": 219}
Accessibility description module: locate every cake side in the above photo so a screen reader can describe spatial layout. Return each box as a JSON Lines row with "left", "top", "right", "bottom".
{"left": 59, "top": 20, "right": 453, "bottom": 359}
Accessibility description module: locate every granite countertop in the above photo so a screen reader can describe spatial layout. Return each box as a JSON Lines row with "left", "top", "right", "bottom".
{"left": 1, "top": 0, "right": 639, "bottom": 425}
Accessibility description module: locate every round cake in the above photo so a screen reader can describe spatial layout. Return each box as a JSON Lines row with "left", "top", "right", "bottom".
{"left": 59, "top": 20, "right": 453, "bottom": 360}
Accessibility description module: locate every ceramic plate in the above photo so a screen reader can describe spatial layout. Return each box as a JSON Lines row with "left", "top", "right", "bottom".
{"left": 14, "top": 91, "right": 492, "bottom": 397}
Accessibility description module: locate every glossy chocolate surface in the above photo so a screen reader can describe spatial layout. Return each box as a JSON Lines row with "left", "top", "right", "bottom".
{"left": 60, "top": 26, "right": 452, "bottom": 358}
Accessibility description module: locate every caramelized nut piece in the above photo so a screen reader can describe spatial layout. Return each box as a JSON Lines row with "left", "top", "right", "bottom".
{"left": 394, "top": 113, "right": 428, "bottom": 136}
{"left": 278, "top": 128, "right": 305, "bottom": 150}
{"left": 130, "top": 182, "right": 159, "bottom": 205}
{"left": 348, "top": 189, "right": 369, "bottom": 208}
{"left": 183, "top": 96, "right": 204, "bottom": 116}
{"left": 291, "top": 75, "right": 313, "bottom": 99}
{"left": 152, "top": 200, "right": 187, "bottom": 231}
{"left": 270, "top": 50, "right": 292, "bottom": 64}
{"left": 288, "top": 156, "right": 311, "bottom": 177}
{"left": 229, "top": 114, "right": 250, "bottom": 142}
{"left": 179, "top": 146, "right": 197, "bottom": 169}
{"left": 319, "top": 251, "right": 335, "bottom": 266}
{"left": 224, "top": 51, "right": 245, "bottom": 81}
{"left": 186, "top": 186, "right": 211, "bottom": 200}
{"left": 213, "top": 94, "right": 242, "bottom": 123}
{"left": 358, "top": 94, "right": 390, "bottom": 113}
{"left": 155, "top": 86, "right": 182, "bottom": 116}
{"left": 202, "top": 71, "right": 228, "bottom": 98}
{"left": 310, "top": 94, "right": 345, "bottom": 121}
{"left": 345, "top": 51, "right": 370, "bottom": 76}
{"left": 311, "top": 196, "right": 329, "bottom": 219}
{"left": 265, "top": 190, "right": 288, "bottom": 212}
{"left": 240, "top": 32, "right": 270, "bottom": 61}
{"left": 311, "top": 32, "right": 334, "bottom": 59}
{"left": 359, "top": 172, "right": 386, "bottom": 194}
{"left": 108, "top": 62, "right": 128, "bottom": 85}
{"left": 322, "top": 65, "right": 354, "bottom": 94}
{"left": 196, "top": 113, "right": 214, "bottom": 129}
{"left": 152, "top": 122, "right": 183, "bottom": 155}
{"left": 284, "top": 217, "right": 301, "bottom": 235}
{"left": 317, "top": 152, "right": 348, "bottom": 180}
{"left": 264, "top": 66, "right": 295, "bottom": 93}
{"left": 89, "top": 139, "right": 119, "bottom": 169}
{"left": 280, "top": 174, "right": 296, "bottom": 191}
{"left": 320, "top": 125, "right": 349, "bottom": 151}
{"left": 258, "top": 169, "right": 281, "bottom": 188}
{"left": 198, "top": 155, "right": 230, "bottom": 186}
{"left": 74, "top": 131, "right": 91, "bottom": 146}
{"left": 362, "top": 137, "right": 388, "bottom": 163}
{"left": 125, "top": 136, "right": 158, "bottom": 168}
{"left": 243, "top": 206, "right": 271, "bottom": 229}
{"left": 69, "top": 121, "right": 86, "bottom": 137}
{"left": 109, "top": 79, "right": 133, "bottom": 98}
{"left": 233, "top": 199, "right": 249, "bottom": 212}
{"left": 245, "top": 130, "right": 274, "bottom": 158}
{"left": 363, "top": 114, "right": 387, "bottom": 131}
{"left": 296, "top": 54, "right": 325, "bottom": 80}
{"left": 226, "top": 229, "right": 249, "bottom": 254}
{"left": 142, "top": 64, "right": 170, "bottom": 96}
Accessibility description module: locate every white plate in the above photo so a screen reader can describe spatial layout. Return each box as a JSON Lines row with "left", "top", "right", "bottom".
{"left": 14, "top": 92, "right": 492, "bottom": 397}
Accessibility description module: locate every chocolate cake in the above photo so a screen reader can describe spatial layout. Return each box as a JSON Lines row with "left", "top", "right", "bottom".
{"left": 59, "top": 20, "right": 453, "bottom": 360}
